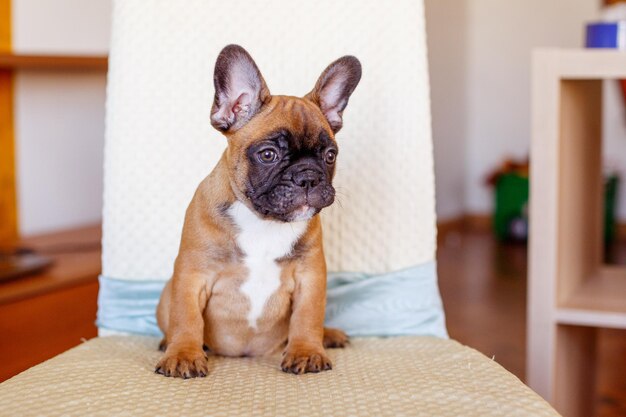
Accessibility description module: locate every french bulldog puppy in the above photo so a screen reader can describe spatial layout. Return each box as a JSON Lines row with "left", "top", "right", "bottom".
{"left": 155, "top": 44, "right": 361, "bottom": 378}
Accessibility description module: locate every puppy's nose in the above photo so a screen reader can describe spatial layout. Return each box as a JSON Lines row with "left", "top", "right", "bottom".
{"left": 293, "top": 170, "right": 321, "bottom": 188}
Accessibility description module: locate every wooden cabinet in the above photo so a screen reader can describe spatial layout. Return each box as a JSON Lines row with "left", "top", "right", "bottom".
{"left": 0, "top": 225, "right": 101, "bottom": 381}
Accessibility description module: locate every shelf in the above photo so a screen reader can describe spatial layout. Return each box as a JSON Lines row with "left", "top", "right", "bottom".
{"left": 0, "top": 224, "right": 101, "bottom": 305}
{"left": 0, "top": 53, "right": 108, "bottom": 70}
{"left": 559, "top": 266, "right": 626, "bottom": 317}
{"left": 534, "top": 48, "right": 626, "bottom": 79}
{"left": 556, "top": 308, "right": 626, "bottom": 329}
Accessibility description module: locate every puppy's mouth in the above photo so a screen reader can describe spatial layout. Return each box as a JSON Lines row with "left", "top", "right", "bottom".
{"left": 249, "top": 185, "right": 334, "bottom": 223}
{"left": 252, "top": 201, "right": 323, "bottom": 223}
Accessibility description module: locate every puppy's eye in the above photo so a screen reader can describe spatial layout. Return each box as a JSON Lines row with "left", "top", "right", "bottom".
{"left": 258, "top": 148, "right": 278, "bottom": 163}
{"left": 325, "top": 150, "right": 337, "bottom": 165}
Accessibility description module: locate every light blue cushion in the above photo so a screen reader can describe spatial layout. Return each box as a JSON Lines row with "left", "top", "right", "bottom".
{"left": 97, "top": 278, "right": 164, "bottom": 336}
{"left": 325, "top": 262, "right": 447, "bottom": 338}
{"left": 97, "top": 260, "right": 447, "bottom": 338}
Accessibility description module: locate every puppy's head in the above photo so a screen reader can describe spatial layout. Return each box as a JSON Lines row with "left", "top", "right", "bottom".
{"left": 210, "top": 45, "right": 361, "bottom": 222}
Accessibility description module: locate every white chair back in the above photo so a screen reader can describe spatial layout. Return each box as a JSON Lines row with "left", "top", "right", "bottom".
{"left": 102, "top": 0, "right": 436, "bottom": 282}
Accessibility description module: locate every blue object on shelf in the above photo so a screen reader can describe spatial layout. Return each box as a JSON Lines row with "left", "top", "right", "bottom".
{"left": 586, "top": 22, "right": 626, "bottom": 49}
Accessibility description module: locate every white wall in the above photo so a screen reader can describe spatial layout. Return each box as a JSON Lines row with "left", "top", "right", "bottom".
{"left": 463, "top": 0, "right": 599, "bottom": 214}
{"left": 12, "top": 0, "right": 111, "bottom": 235}
{"left": 12, "top": 0, "right": 110, "bottom": 54}
{"left": 425, "top": 0, "right": 469, "bottom": 221}
{"left": 427, "top": 0, "right": 626, "bottom": 222}
{"left": 15, "top": 72, "right": 107, "bottom": 235}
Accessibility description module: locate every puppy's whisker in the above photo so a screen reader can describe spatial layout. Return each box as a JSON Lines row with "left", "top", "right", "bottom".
{"left": 333, "top": 187, "right": 351, "bottom": 200}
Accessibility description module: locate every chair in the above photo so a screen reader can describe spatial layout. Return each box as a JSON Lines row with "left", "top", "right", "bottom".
{"left": 0, "top": 1, "right": 558, "bottom": 415}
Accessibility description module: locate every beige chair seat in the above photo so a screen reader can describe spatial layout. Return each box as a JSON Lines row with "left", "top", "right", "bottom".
{"left": 0, "top": 336, "right": 557, "bottom": 416}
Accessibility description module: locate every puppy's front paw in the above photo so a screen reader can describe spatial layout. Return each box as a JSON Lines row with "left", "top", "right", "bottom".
{"left": 155, "top": 347, "right": 208, "bottom": 379}
{"left": 281, "top": 347, "right": 332, "bottom": 375}
{"left": 323, "top": 327, "right": 349, "bottom": 348}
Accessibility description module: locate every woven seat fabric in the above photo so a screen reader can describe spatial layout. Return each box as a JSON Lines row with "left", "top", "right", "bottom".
{"left": 0, "top": 336, "right": 558, "bottom": 417}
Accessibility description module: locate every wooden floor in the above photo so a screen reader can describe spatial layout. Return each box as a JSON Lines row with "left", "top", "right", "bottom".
{"left": 437, "top": 230, "right": 626, "bottom": 417}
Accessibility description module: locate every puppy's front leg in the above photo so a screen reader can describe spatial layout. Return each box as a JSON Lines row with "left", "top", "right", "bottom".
{"left": 155, "top": 272, "right": 209, "bottom": 378}
{"left": 281, "top": 251, "right": 331, "bottom": 374}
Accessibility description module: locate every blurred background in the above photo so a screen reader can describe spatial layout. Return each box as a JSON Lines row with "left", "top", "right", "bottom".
{"left": 0, "top": 1, "right": 625, "bottom": 416}
{"left": 428, "top": 0, "right": 626, "bottom": 246}
{"left": 0, "top": 0, "right": 623, "bottom": 240}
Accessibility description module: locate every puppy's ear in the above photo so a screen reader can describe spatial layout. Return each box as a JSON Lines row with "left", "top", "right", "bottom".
{"left": 211, "top": 45, "right": 271, "bottom": 132}
{"left": 306, "top": 56, "right": 361, "bottom": 133}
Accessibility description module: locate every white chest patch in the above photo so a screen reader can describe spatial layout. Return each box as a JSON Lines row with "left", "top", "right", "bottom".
{"left": 228, "top": 201, "right": 309, "bottom": 329}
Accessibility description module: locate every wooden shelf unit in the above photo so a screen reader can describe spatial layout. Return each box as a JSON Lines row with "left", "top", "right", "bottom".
{"left": 528, "top": 49, "right": 626, "bottom": 417}
{"left": 0, "top": 53, "right": 107, "bottom": 70}
{"left": 0, "top": 52, "right": 108, "bottom": 248}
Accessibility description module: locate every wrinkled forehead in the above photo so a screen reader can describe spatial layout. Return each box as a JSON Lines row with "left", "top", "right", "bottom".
{"left": 230, "top": 96, "right": 335, "bottom": 150}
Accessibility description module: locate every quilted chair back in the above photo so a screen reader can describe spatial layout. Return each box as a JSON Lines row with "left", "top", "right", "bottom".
{"left": 99, "top": 0, "right": 441, "bottom": 336}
